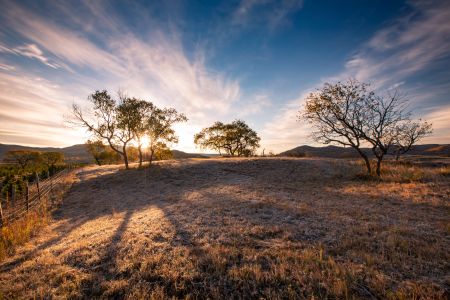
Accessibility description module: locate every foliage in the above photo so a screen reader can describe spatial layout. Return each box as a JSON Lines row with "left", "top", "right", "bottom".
{"left": 145, "top": 107, "right": 187, "bottom": 165}
{"left": 194, "top": 120, "right": 260, "bottom": 156}
{"left": 72, "top": 90, "right": 186, "bottom": 168}
{"left": 302, "top": 79, "right": 432, "bottom": 176}
{"left": 152, "top": 142, "right": 173, "bottom": 161}
{"left": 85, "top": 140, "right": 122, "bottom": 165}
{"left": 4, "top": 150, "right": 41, "bottom": 170}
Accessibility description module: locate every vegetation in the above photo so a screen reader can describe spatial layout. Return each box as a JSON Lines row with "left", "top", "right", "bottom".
{"left": 1, "top": 158, "right": 448, "bottom": 298}
{"left": 302, "top": 79, "right": 432, "bottom": 176}
{"left": 194, "top": 120, "right": 260, "bottom": 156}
{"left": 85, "top": 140, "right": 122, "bottom": 166}
{"left": 1, "top": 150, "right": 66, "bottom": 200}
{"left": 71, "top": 90, "right": 186, "bottom": 169}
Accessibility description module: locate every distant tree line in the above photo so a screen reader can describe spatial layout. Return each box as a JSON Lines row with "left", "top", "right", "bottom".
{"left": 301, "top": 79, "right": 432, "bottom": 176}
{"left": 1, "top": 150, "right": 65, "bottom": 199}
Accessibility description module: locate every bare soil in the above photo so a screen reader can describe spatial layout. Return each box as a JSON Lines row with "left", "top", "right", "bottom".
{"left": 0, "top": 158, "right": 449, "bottom": 299}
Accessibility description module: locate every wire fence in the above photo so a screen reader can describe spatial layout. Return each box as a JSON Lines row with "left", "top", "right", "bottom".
{"left": 0, "top": 169, "right": 72, "bottom": 227}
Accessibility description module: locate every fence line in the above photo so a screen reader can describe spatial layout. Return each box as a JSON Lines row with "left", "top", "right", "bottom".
{"left": 0, "top": 169, "right": 72, "bottom": 227}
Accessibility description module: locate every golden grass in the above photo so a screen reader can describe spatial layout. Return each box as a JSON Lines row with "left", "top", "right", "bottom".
{"left": 0, "top": 158, "right": 448, "bottom": 299}
{"left": 0, "top": 171, "right": 75, "bottom": 262}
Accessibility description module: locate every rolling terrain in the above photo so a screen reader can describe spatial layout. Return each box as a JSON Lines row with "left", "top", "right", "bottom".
{"left": 279, "top": 144, "right": 450, "bottom": 158}
{"left": 0, "top": 158, "right": 448, "bottom": 298}
{"left": 0, "top": 144, "right": 209, "bottom": 163}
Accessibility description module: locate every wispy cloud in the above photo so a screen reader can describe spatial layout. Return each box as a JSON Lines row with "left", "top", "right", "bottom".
{"left": 0, "top": 0, "right": 267, "bottom": 150}
{"left": 232, "top": 0, "right": 303, "bottom": 30}
{"left": 262, "top": 0, "right": 450, "bottom": 152}
{"left": 0, "top": 43, "right": 60, "bottom": 69}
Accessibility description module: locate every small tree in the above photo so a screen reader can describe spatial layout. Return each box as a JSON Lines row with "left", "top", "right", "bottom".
{"left": 194, "top": 120, "right": 260, "bottom": 156}
{"left": 153, "top": 142, "right": 173, "bottom": 161}
{"left": 41, "top": 152, "right": 64, "bottom": 175}
{"left": 4, "top": 150, "right": 41, "bottom": 171}
{"left": 302, "top": 80, "right": 373, "bottom": 173}
{"left": 72, "top": 91, "right": 134, "bottom": 169}
{"left": 193, "top": 122, "right": 227, "bottom": 155}
{"left": 302, "top": 79, "right": 432, "bottom": 176}
{"left": 393, "top": 120, "right": 432, "bottom": 161}
{"left": 146, "top": 107, "right": 187, "bottom": 165}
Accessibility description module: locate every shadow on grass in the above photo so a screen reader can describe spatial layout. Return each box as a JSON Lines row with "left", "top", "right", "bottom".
{"left": 1, "top": 159, "right": 448, "bottom": 298}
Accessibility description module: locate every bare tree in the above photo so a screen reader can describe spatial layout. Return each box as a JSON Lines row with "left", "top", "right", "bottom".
{"left": 302, "top": 79, "right": 433, "bottom": 176}
{"left": 71, "top": 90, "right": 134, "bottom": 169}
{"left": 360, "top": 90, "right": 410, "bottom": 176}
{"left": 302, "top": 79, "right": 373, "bottom": 174}
{"left": 393, "top": 120, "right": 432, "bottom": 161}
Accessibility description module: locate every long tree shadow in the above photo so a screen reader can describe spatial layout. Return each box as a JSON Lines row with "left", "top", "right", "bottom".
{"left": 2, "top": 158, "right": 447, "bottom": 298}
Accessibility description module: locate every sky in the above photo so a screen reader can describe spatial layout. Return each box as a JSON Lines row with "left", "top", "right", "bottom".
{"left": 0, "top": 0, "right": 449, "bottom": 153}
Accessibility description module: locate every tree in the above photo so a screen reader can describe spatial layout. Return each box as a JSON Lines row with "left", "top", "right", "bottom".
{"left": 302, "top": 79, "right": 373, "bottom": 173}
{"left": 392, "top": 120, "right": 432, "bottom": 161}
{"left": 152, "top": 142, "right": 173, "bottom": 161}
{"left": 146, "top": 107, "right": 187, "bottom": 165}
{"left": 117, "top": 97, "right": 154, "bottom": 167}
{"left": 41, "top": 152, "right": 64, "bottom": 175}
{"left": 302, "top": 79, "right": 433, "bottom": 176}
{"left": 4, "top": 150, "right": 41, "bottom": 171}
{"left": 85, "top": 140, "right": 122, "bottom": 165}
{"left": 193, "top": 122, "right": 227, "bottom": 155}
{"left": 194, "top": 120, "right": 260, "bottom": 156}
{"left": 72, "top": 90, "right": 134, "bottom": 169}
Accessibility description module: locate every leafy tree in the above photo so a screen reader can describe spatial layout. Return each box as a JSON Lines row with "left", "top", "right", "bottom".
{"left": 85, "top": 140, "right": 121, "bottom": 165}
{"left": 72, "top": 90, "right": 135, "bottom": 169}
{"left": 146, "top": 107, "right": 187, "bottom": 165}
{"left": 117, "top": 97, "right": 154, "bottom": 167}
{"left": 302, "top": 79, "right": 432, "bottom": 176}
{"left": 4, "top": 150, "right": 41, "bottom": 171}
{"left": 194, "top": 120, "right": 260, "bottom": 156}
{"left": 41, "top": 152, "right": 64, "bottom": 175}
{"left": 152, "top": 142, "right": 173, "bottom": 161}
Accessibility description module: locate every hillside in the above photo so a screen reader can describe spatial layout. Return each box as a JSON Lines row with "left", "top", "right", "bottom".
{"left": 279, "top": 144, "right": 450, "bottom": 158}
{"left": 0, "top": 158, "right": 448, "bottom": 298}
{"left": 0, "top": 144, "right": 211, "bottom": 163}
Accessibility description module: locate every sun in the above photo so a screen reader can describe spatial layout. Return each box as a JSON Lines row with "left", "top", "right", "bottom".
{"left": 140, "top": 135, "right": 150, "bottom": 146}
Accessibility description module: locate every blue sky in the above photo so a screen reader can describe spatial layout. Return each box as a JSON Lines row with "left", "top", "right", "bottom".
{"left": 0, "top": 0, "right": 449, "bottom": 153}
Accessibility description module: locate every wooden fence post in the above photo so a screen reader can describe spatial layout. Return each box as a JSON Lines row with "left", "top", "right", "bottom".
{"left": 26, "top": 182, "right": 29, "bottom": 213}
{"left": 35, "top": 172, "right": 41, "bottom": 202}
{"left": 11, "top": 185, "right": 15, "bottom": 208}
{"left": 0, "top": 199, "right": 3, "bottom": 227}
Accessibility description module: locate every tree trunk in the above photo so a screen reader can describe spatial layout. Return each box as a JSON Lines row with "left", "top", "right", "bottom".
{"left": 122, "top": 144, "right": 129, "bottom": 169}
{"left": 138, "top": 145, "right": 143, "bottom": 168}
{"left": 148, "top": 147, "right": 154, "bottom": 166}
{"left": 376, "top": 157, "right": 382, "bottom": 177}
{"left": 354, "top": 147, "right": 371, "bottom": 174}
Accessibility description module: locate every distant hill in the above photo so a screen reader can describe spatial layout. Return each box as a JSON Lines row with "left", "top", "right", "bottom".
{"left": 0, "top": 143, "right": 92, "bottom": 163}
{"left": 279, "top": 144, "right": 450, "bottom": 158}
{"left": 0, "top": 143, "right": 211, "bottom": 163}
{"left": 171, "top": 150, "right": 209, "bottom": 159}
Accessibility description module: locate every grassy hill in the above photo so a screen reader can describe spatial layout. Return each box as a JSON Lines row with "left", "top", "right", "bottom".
{"left": 0, "top": 158, "right": 448, "bottom": 298}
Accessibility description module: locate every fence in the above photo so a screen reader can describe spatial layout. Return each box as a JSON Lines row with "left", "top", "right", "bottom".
{"left": 0, "top": 169, "right": 72, "bottom": 227}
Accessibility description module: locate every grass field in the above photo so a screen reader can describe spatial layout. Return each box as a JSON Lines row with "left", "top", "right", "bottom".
{"left": 0, "top": 158, "right": 449, "bottom": 299}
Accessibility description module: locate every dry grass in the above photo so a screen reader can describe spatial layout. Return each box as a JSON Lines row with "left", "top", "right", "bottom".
{"left": 0, "top": 158, "right": 448, "bottom": 299}
{"left": 0, "top": 171, "right": 75, "bottom": 261}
